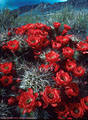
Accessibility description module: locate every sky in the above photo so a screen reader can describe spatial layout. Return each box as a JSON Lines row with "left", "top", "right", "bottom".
{"left": 0, "top": 0, "right": 68, "bottom": 10}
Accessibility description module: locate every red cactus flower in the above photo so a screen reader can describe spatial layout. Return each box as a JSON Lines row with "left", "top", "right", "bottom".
{"left": 0, "top": 62, "right": 13, "bottom": 74}
{"left": 26, "top": 29, "right": 50, "bottom": 49}
{"left": 56, "top": 35, "right": 63, "bottom": 42}
{"left": 42, "top": 39, "right": 50, "bottom": 48}
{"left": 66, "top": 59, "right": 77, "bottom": 71}
{"left": 49, "top": 62, "right": 60, "bottom": 72}
{"left": 26, "top": 36, "right": 41, "bottom": 48}
{"left": 80, "top": 96, "right": 88, "bottom": 110}
{"left": 2, "top": 45, "right": 7, "bottom": 50}
{"left": 39, "top": 63, "right": 60, "bottom": 73}
{"left": 51, "top": 40, "right": 61, "bottom": 50}
{"left": 8, "top": 32, "right": 12, "bottom": 36}
{"left": 77, "top": 41, "right": 88, "bottom": 52}
{"left": 26, "top": 34, "right": 48, "bottom": 50}
{"left": 65, "top": 34, "right": 72, "bottom": 38}
{"left": 55, "top": 102, "right": 69, "bottom": 118}
{"left": 7, "top": 40, "right": 19, "bottom": 52}
{"left": 40, "top": 86, "right": 61, "bottom": 108}
{"left": 8, "top": 28, "right": 11, "bottom": 31}
{"left": 61, "top": 36, "right": 70, "bottom": 45}
{"left": 0, "top": 75, "right": 13, "bottom": 87}
{"left": 65, "top": 82, "right": 79, "bottom": 98}
{"left": 73, "top": 66, "right": 85, "bottom": 77}
{"left": 55, "top": 35, "right": 71, "bottom": 46}
{"left": 27, "top": 29, "right": 48, "bottom": 37}
{"left": 15, "top": 27, "right": 25, "bottom": 35}
{"left": 56, "top": 35, "right": 71, "bottom": 45}
{"left": 45, "top": 51, "right": 60, "bottom": 63}
{"left": 11, "top": 85, "right": 17, "bottom": 91}
{"left": 62, "top": 47, "right": 74, "bottom": 58}
{"left": 35, "top": 23, "right": 47, "bottom": 30}
{"left": 70, "top": 103, "right": 84, "bottom": 118}
{"left": 64, "top": 24, "right": 71, "bottom": 31}
{"left": 39, "top": 64, "right": 49, "bottom": 72}
{"left": 8, "top": 96, "right": 17, "bottom": 105}
{"left": 86, "top": 36, "right": 88, "bottom": 42}
{"left": 54, "top": 70, "right": 72, "bottom": 86}
{"left": 53, "top": 22, "right": 61, "bottom": 29}
{"left": 44, "top": 26, "right": 52, "bottom": 32}
{"left": 86, "top": 36, "right": 88, "bottom": 40}
{"left": 18, "top": 88, "right": 39, "bottom": 114}
{"left": 33, "top": 51, "right": 41, "bottom": 55}
{"left": 62, "top": 29, "right": 68, "bottom": 35}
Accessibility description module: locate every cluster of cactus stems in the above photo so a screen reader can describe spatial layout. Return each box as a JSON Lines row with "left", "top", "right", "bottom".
{"left": 0, "top": 22, "right": 88, "bottom": 119}
{"left": 19, "top": 62, "right": 54, "bottom": 92}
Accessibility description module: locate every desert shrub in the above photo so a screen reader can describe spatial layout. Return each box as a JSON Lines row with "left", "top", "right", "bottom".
{"left": 15, "top": 15, "right": 42, "bottom": 26}
{"left": 72, "top": 11, "right": 88, "bottom": 33}
{"left": 44, "top": 7, "right": 88, "bottom": 35}
{"left": 0, "top": 8, "right": 18, "bottom": 32}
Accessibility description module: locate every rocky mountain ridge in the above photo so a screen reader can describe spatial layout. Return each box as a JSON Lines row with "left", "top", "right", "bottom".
{"left": 11, "top": 0, "right": 88, "bottom": 15}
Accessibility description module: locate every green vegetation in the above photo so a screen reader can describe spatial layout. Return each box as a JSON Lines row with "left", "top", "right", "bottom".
{"left": 0, "top": 8, "right": 18, "bottom": 32}
{"left": 0, "top": 6, "right": 88, "bottom": 36}
{"left": 15, "top": 6, "right": 88, "bottom": 36}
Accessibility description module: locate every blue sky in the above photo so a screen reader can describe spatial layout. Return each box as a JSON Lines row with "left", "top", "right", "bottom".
{"left": 0, "top": 0, "right": 68, "bottom": 10}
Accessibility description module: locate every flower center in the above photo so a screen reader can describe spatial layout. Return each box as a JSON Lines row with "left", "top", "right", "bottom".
{"left": 68, "top": 50, "right": 71, "bottom": 53}
{"left": 4, "top": 66, "right": 9, "bottom": 69}
{"left": 26, "top": 99, "right": 32, "bottom": 104}
{"left": 77, "top": 69, "right": 82, "bottom": 73}
{"left": 63, "top": 39, "right": 66, "bottom": 41}
{"left": 51, "top": 56, "right": 55, "bottom": 59}
{"left": 74, "top": 108, "right": 79, "bottom": 114}
{"left": 60, "top": 76, "right": 65, "bottom": 81}
{"left": 81, "top": 45, "right": 85, "bottom": 48}
{"left": 5, "top": 79, "right": 8, "bottom": 83}
{"left": 32, "top": 40, "right": 36, "bottom": 43}
{"left": 48, "top": 93, "right": 54, "bottom": 99}
{"left": 62, "top": 116, "right": 65, "bottom": 119}
{"left": 85, "top": 101, "right": 88, "bottom": 106}
{"left": 12, "top": 44, "right": 16, "bottom": 47}
{"left": 68, "top": 64, "right": 72, "bottom": 68}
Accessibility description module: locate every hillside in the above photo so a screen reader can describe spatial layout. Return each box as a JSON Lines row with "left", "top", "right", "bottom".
{"left": 11, "top": 0, "right": 88, "bottom": 15}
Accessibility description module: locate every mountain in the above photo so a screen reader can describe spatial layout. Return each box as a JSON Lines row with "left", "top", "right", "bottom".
{"left": 33, "top": 2, "right": 68, "bottom": 12}
{"left": 11, "top": 4, "right": 38, "bottom": 15}
{"left": 11, "top": 0, "right": 88, "bottom": 15}
{"left": 11, "top": 2, "right": 68, "bottom": 15}
{"left": 67, "top": 0, "right": 88, "bottom": 7}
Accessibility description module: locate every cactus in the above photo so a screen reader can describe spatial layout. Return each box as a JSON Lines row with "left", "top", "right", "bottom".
{"left": 19, "top": 62, "right": 55, "bottom": 93}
